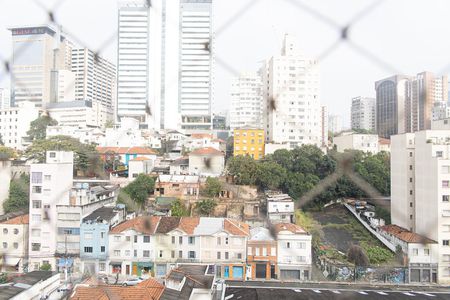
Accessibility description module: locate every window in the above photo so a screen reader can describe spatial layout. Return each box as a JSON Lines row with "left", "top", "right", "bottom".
{"left": 126, "top": 236, "right": 131, "bottom": 242}
{"left": 297, "top": 256, "right": 306, "bottom": 262}
{"left": 179, "top": 251, "right": 183, "bottom": 258}
{"left": 410, "top": 202, "right": 413, "bottom": 207}
{"left": 84, "top": 233, "right": 93, "bottom": 240}
{"left": 101, "top": 246, "right": 105, "bottom": 253}
{"left": 143, "top": 236, "right": 150, "bottom": 243}
{"left": 297, "top": 242, "right": 305, "bottom": 249}
{"left": 32, "top": 243, "right": 41, "bottom": 251}
{"left": 410, "top": 177, "right": 413, "bottom": 183}
{"left": 31, "top": 172, "right": 42, "bottom": 184}
{"left": 84, "top": 247, "right": 93, "bottom": 253}
{"left": 179, "top": 236, "right": 183, "bottom": 244}
{"left": 225, "top": 252, "right": 229, "bottom": 259}
{"left": 32, "top": 186, "right": 42, "bottom": 193}
{"left": 188, "top": 236, "right": 195, "bottom": 245}
{"left": 286, "top": 242, "right": 291, "bottom": 249}
{"left": 32, "top": 200, "right": 42, "bottom": 209}
{"left": 217, "top": 252, "right": 221, "bottom": 259}
{"left": 49, "top": 152, "right": 56, "bottom": 158}
{"left": 101, "top": 232, "right": 105, "bottom": 239}
{"left": 248, "top": 247, "right": 252, "bottom": 255}
{"left": 424, "top": 249, "right": 430, "bottom": 256}
{"left": 443, "top": 181, "right": 450, "bottom": 188}
{"left": 31, "top": 229, "right": 40, "bottom": 237}
{"left": 188, "top": 251, "right": 196, "bottom": 259}
{"left": 13, "top": 242, "right": 18, "bottom": 249}
{"left": 172, "top": 236, "right": 175, "bottom": 244}
{"left": 143, "top": 250, "right": 150, "bottom": 257}
{"left": 99, "top": 263, "right": 106, "bottom": 272}
{"left": 443, "top": 240, "right": 450, "bottom": 246}
{"left": 13, "top": 228, "right": 18, "bottom": 234}
{"left": 443, "top": 166, "right": 450, "bottom": 174}
{"left": 44, "top": 175, "right": 51, "bottom": 181}
{"left": 114, "top": 250, "right": 121, "bottom": 256}
{"left": 125, "top": 250, "right": 130, "bottom": 256}
{"left": 217, "top": 237, "right": 221, "bottom": 245}
{"left": 159, "top": 250, "right": 163, "bottom": 258}
{"left": 2, "top": 242, "right": 7, "bottom": 248}
{"left": 443, "top": 195, "right": 450, "bottom": 202}
{"left": 171, "top": 250, "right": 175, "bottom": 258}
{"left": 114, "top": 236, "right": 121, "bottom": 242}
{"left": 134, "top": 235, "right": 137, "bottom": 243}
{"left": 409, "top": 165, "right": 413, "bottom": 171}
{"left": 32, "top": 214, "right": 41, "bottom": 223}
{"left": 412, "top": 248, "right": 418, "bottom": 256}
{"left": 225, "top": 237, "right": 229, "bottom": 245}
{"left": 134, "top": 250, "right": 137, "bottom": 257}
{"left": 410, "top": 214, "right": 413, "bottom": 220}
{"left": 437, "top": 151, "right": 443, "bottom": 158}
{"left": 3, "top": 228, "right": 7, "bottom": 234}
{"left": 237, "top": 253, "right": 242, "bottom": 259}
{"left": 255, "top": 248, "right": 260, "bottom": 256}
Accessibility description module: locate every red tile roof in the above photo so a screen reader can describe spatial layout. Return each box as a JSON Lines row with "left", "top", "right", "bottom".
{"left": 129, "top": 156, "right": 150, "bottom": 161}
{"left": 178, "top": 217, "right": 200, "bottom": 235}
{"left": 224, "top": 219, "right": 250, "bottom": 236}
{"left": 1, "top": 214, "right": 29, "bottom": 225}
{"left": 380, "top": 224, "right": 436, "bottom": 244}
{"left": 110, "top": 216, "right": 160, "bottom": 234}
{"left": 96, "top": 147, "right": 157, "bottom": 155}
{"left": 190, "top": 133, "right": 213, "bottom": 139}
{"left": 273, "top": 223, "right": 307, "bottom": 235}
{"left": 379, "top": 138, "right": 391, "bottom": 145}
{"left": 189, "top": 147, "right": 224, "bottom": 156}
{"left": 70, "top": 279, "right": 164, "bottom": 300}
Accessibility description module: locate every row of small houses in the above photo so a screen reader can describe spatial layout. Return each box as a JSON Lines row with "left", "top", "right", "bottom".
{"left": 0, "top": 210, "right": 312, "bottom": 282}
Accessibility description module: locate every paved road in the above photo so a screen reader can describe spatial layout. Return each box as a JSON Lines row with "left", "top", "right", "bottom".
{"left": 225, "top": 286, "right": 450, "bottom": 300}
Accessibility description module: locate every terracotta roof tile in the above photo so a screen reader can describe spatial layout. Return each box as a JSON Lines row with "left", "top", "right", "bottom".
{"left": 273, "top": 223, "right": 307, "bottom": 235}
{"left": 224, "top": 219, "right": 250, "bottom": 236}
{"left": 189, "top": 147, "right": 224, "bottom": 156}
{"left": 178, "top": 217, "right": 200, "bottom": 234}
{"left": 110, "top": 216, "right": 160, "bottom": 234}
{"left": 129, "top": 156, "right": 150, "bottom": 161}
{"left": 190, "top": 133, "right": 213, "bottom": 139}
{"left": 155, "top": 217, "right": 181, "bottom": 233}
{"left": 380, "top": 224, "right": 436, "bottom": 244}
{"left": 96, "top": 147, "right": 157, "bottom": 155}
{"left": 1, "top": 214, "right": 29, "bottom": 225}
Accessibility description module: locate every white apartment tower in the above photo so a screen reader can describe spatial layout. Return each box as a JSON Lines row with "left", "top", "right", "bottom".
{"left": 117, "top": 0, "right": 213, "bottom": 131}
{"left": 0, "top": 88, "right": 10, "bottom": 109}
{"left": 9, "top": 25, "right": 73, "bottom": 108}
{"left": 351, "top": 96, "right": 376, "bottom": 132}
{"left": 328, "top": 114, "right": 343, "bottom": 134}
{"left": 71, "top": 48, "right": 116, "bottom": 113}
{"left": 391, "top": 130, "right": 450, "bottom": 283}
{"left": 28, "top": 151, "right": 74, "bottom": 270}
{"left": 262, "top": 34, "right": 322, "bottom": 149}
{"left": 229, "top": 72, "right": 263, "bottom": 129}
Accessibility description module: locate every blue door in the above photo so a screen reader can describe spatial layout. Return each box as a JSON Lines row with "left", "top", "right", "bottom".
{"left": 224, "top": 266, "right": 229, "bottom": 278}
{"left": 233, "top": 266, "right": 243, "bottom": 279}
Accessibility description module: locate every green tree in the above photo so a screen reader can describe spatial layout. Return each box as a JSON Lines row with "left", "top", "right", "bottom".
{"left": 170, "top": 199, "right": 189, "bottom": 217}
{"left": 347, "top": 244, "right": 369, "bottom": 280}
{"left": 27, "top": 115, "right": 58, "bottom": 141}
{"left": 196, "top": 199, "right": 217, "bottom": 216}
{"left": 123, "top": 174, "right": 155, "bottom": 209}
{"left": 3, "top": 174, "right": 29, "bottom": 214}
{"left": 203, "top": 177, "right": 222, "bottom": 197}
{"left": 0, "top": 146, "right": 15, "bottom": 159}
{"left": 39, "top": 262, "right": 52, "bottom": 271}
{"left": 226, "top": 155, "right": 258, "bottom": 185}
{"left": 256, "top": 161, "right": 287, "bottom": 190}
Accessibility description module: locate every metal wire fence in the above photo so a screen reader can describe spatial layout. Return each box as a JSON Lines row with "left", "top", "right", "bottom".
{"left": 0, "top": 0, "right": 444, "bottom": 292}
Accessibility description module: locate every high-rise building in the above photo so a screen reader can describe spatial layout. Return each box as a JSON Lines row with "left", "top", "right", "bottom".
{"left": 375, "top": 72, "right": 448, "bottom": 138}
{"left": 320, "top": 105, "right": 328, "bottom": 148}
{"left": 391, "top": 130, "right": 450, "bottom": 283}
{"left": 9, "top": 25, "right": 73, "bottom": 108}
{"left": 328, "top": 114, "right": 342, "bottom": 134}
{"left": 262, "top": 34, "right": 322, "bottom": 149}
{"left": 351, "top": 96, "right": 376, "bottom": 132}
{"left": 0, "top": 88, "right": 10, "bottom": 109}
{"left": 71, "top": 47, "right": 116, "bottom": 114}
{"left": 116, "top": 0, "right": 213, "bottom": 131}
{"left": 229, "top": 72, "right": 263, "bottom": 130}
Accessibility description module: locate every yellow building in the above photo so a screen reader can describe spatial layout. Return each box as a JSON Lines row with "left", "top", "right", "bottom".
{"left": 233, "top": 128, "right": 265, "bottom": 160}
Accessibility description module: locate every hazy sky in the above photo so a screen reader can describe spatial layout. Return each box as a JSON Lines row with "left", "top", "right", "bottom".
{"left": 1, "top": 0, "right": 450, "bottom": 127}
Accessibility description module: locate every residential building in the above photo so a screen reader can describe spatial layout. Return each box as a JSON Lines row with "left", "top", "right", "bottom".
{"left": 213, "top": 114, "right": 227, "bottom": 130}
{"left": 9, "top": 25, "right": 73, "bottom": 108}
{"left": 0, "top": 271, "right": 60, "bottom": 300}
{"left": 0, "top": 87, "right": 10, "bottom": 109}
{"left": 230, "top": 72, "right": 263, "bottom": 130}
{"left": 188, "top": 147, "right": 225, "bottom": 177}
{"left": 70, "top": 278, "right": 165, "bottom": 300}
{"left": 391, "top": 130, "right": 450, "bottom": 283}
{"left": 169, "top": 157, "right": 189, "bottom": 175}
{"left": 0, "top": 215, "right": 29, "bottom": 272}
{"left": 0, "top": 101, "right": 39, "bottom": 150}
{"left": 128, "top": 157, "right": 154, "bottom": 179}
{"left": 46, "top": 125, "right": 105, "bottom": 145}
{"left": 108, "top": 216, "right": 159, "bottom": 276}
{"left": 264, "top": 142, "right": 290, "bottom": 156}
{"left": 379, "top": 137, "right": 391, "bottom": 152}
{"left": 432, "top": 118, "right": 450, "bottom": 130}
{"left": 379, "top": 224, "right": 438, "bottom": 283}
{"left": 233, "top": 127, "right": 265, "bottom": 160}
{"left": 80, "top": 205, "right": 126, "bottom": 275}
{"left": 162, "top": 265, "right": 215, "bottom": 299}
{"left": 184, "top": 133, "right": 222, "bottom": 152}
{"left": 274, "top": 223, "right": 312, "bottom": 280}
{"left": 262, "top": 34, "right": 323, "bottom": 149}
{"left": 320, "top": 105, "right": 328, "bottom": 148}
{"left": 154, "top": 175, "right": 200, "bottom": 200}
{"left": 333, "top": 132, "right": 379, "bottom": 154}
{"left": 266, "top": 191, "right": 295, "bottom": 224}
{"left": 0, "top": 159, "right": 12, "bottom": 215}
{"left": 247, "top": 227, "right": 277, "bottom": 280}
{"left": 71, "top": 47, "right": 116, "bottom": 113}
{"left": 433, "top": 101, "right": 450, "bottom": 121}
{"left": 328, "top": 114, "right": 343, "bottom": 134}
{"left": 375, "top": 72, "right": 448, "bottom": 138}
{"left": 96, "top": 146, "right": 157, "bottom": 166}
{"left": 46, "top": 99, "right": 112, "bottom": 128}
{"left": 351, "top": 96, "right": 376, "bottom": 132}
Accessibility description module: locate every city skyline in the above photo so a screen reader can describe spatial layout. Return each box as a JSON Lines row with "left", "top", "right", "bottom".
{"left": 2, "top": 0, "right": 450, "bottom": 127}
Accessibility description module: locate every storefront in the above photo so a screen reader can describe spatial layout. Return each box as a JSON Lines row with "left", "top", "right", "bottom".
{"left": 57, "top": 258, "right": 74, "bottom": 273}
{"left": 218, "top": 264, "right": 246, "bottom": 280}
{"left": 110, "top": 261, "right": 122, "bottom": 274}
{"left": 132, "top": 261, "right": 154, "bottom": 277}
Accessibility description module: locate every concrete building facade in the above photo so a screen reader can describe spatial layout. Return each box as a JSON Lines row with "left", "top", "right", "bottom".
{"left": 351, "top": 96, "right": 376, "bottom": 132}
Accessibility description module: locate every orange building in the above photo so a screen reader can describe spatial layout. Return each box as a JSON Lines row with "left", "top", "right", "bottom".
{"left": 233, "top": 128, "right": 265, "bottom": 160}
{"left": 247, "top": 227, "right": 277, "bottom": 280}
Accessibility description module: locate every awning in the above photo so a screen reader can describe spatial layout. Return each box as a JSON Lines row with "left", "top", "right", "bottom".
{"left": 134, "top": 261, "right": 153, "bottom": 267}
{"left": 109, "top": 261, "right": 122, "bottom": 265}
{"left": 58, "top": 258, "right": 74, "bottom": 267}
{"left": 0, "top": 257, "right": 20, "bottom": 266}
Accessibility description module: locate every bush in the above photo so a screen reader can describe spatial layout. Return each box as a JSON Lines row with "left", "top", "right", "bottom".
{"left": 170, "top": 199, "right": 189, "bottom": 217}
{"left": 39, "top": 263, "right": 52, "bottom": 271}
{"left": 196, "top": 199, "right": 217, "bottom": 216}
{"left": 361, "top": 243, "right": 394, "bottom": 264}
{"left": 203, "top": 177, "right": 221, "bottom": 197}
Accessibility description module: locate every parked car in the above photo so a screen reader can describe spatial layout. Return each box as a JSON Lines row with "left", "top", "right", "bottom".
{"left": 122, "top": 277, "right": 144, "bottom": 286}
{"left": 57, "top": 282, "right": 73, "bottom": 292}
